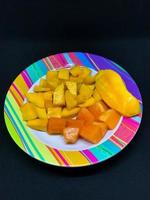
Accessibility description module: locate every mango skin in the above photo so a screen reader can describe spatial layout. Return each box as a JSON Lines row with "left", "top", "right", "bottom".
{"left": 96, "top": 70, "right": 140, "bottom": 117}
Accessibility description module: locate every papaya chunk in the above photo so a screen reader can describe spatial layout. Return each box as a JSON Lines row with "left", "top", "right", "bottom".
{"left": 47, "top": 118, "right": 66, "bottom": 134}
{"left": 99, "top": 109, "right": 121, "bottom": 129}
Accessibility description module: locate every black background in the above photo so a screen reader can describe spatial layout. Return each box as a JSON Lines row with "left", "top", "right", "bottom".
{"left": 0, "top": 0, "right": 150, "bottom": 200}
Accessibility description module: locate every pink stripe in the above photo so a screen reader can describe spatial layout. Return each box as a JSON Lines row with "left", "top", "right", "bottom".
{"left": 68, "top": 52, "right": 83, "bottom": 65}
{"left": 110, "top": 136, "right": 125, "bottom": 148}
{"left": 55, "top": 54, "right": 68, "bottom": 66}
{"left": 82, "top": 149, "right": 98, "bottom": 163}
{"left": 114, "top": 123, "right": 136, "bottom": 143}
{"left": 123, "top": 117, "right": 139, "bottom": 129}
{"left": 54, "top": 149, "right": 69, "bottom": 166}
{"left": 24, "top": 70, "right": 33, "bottom": 85}
{"left": 48, "top": 56, "right": 61, "bottom": 68}
{"left": 21, "top": 71, "right": 32, "bottom": 88}
{"left": 12, "top": 83, "right": 25, "bottom": 100}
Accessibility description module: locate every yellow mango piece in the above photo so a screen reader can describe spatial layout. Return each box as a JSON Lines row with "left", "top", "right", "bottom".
{"left": 47, "top": 78, "right": 60, "bottom": 90}
{"left": 20, "top": 103, "right": 37, "bottom": 121}
{"left": 66, "top": 81, "right": 77, "bottom": 95}
{"left": 26, "top": 93, "right": 45, "bottom": 108}
{"left": 58, "top": 68, "right": 69, "bottom": 80}
{"left": 42, "top": 91, "right": 53, "bottom": 101}
{"left": 65, "top": 90, "right": 77, "bottom": 109}
{"left": 35, "top": 106, "right": 47, "bottom": 119}
{"left": 45, "top": 100, "right": 53, "bottom": 110}
{"left": 70, "top": 65, "right": 82, "bottom": 76}
{"left": 77, "top": 94, "right": 86, "bottom": 104}
{"left": 47, "top": 107, "right": 62, "bottom": 118}
{"left": 93, "top": 89, "right": 101, "bottom": 102}
{"left": 79, "top": 97, "right": 95, "bottom": 107}
{"left": 95, "top": 70, "right": 101, "bottom": 81}
{"left": 96, "top": 70, "right": 140, "bottom": 117}
{"left": 70, "top": 75, "right": 83, "bottom": 83}
{"left": 46, "top": 71, "right": 58, "bottom": 80}
{"left": 77, "top": 83, "right": 82, "bottom": 93}
{"left": 62, "top": 107, "right": 80, "bottom": 117}
{"left": 39, "top": 78, "right": 49, "bottom": 88}
{"left": 33, "top": 85, "right": 51, "bottom": 92}
{"left": 53, "top": 83, "right": 65, "bottom": 106}
{"left": 27, "top": 119, "right": 48, "bottom": 131}
{"left": 79, "top": 84, "right": 94, "bottom": 99}
{"left": 80, "top": 67, "right": 91, "bottom": 79}
{"left": 84, "top": 74, "right": 95, "bottom": 84}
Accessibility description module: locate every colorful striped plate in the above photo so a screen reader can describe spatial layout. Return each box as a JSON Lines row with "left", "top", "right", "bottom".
{"left": 4, "top": 52, "right": 143, "bottom": 167}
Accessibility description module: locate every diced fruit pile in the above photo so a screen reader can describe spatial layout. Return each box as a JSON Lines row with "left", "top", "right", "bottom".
{"left": 20, "top": 66, "right": 140, "bottom": 144}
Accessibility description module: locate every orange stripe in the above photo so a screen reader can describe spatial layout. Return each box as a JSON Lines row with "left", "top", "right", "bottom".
{"left": 9, "top": 89, "right": 21, "bottom": 106}
{"left": 47, "top": 147, "right": 64, "bottom": 166}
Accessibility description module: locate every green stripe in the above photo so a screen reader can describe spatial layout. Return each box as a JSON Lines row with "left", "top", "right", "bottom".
{"left": 6, "top": 97, "right": 45, "bottom": 161}
{"left": 4, "top": 112, "right": 25, "bottom": 150}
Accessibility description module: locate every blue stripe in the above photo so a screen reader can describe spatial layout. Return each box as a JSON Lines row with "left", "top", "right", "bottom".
{"left": 4, "top": 105, "right": 34, "bottom": 157}
{"left": 90, "top": 147, "right": 110, "bottom": 161}
{"left": 26, "top": 65, "right": 39, "bottom": 83}
{"left": 63, "top": 53, "right": 74, "bottom": 65}
{"left": 75, "top": 52, "right": 96, "bottom": 70}
{"left": 102, "top": 140, "right": 121, "bottom": 154}
{"left": 35, "top": 60, "right": 48, "bottom": 76}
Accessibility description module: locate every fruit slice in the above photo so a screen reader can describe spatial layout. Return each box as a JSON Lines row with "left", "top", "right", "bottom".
{"left": 27, "top": 119, "right": 48, "bottom": 131}
{"left": 93, "top": 89, "right": 101, "bottom": 102}
{"left": 47, "top": 118, "right": 66, "bottom": 134}
{"left": 47, "top": 107, "right": 62, "bottom": 118}
{"left": 26, "top": 93, "right": 45, "bottom": 108}
{"left": 65, "top": 90, "right": 77, "bottom": 109}
{"left": 46, "top": 71, "right": 58, "bottom": 80}
{"left": 66, "top": 81, "right": 77, "bottom": 95}
{"left": 62, "top": 107, "right": 80, "bottom": 117}
{"left": 35, "top": 107, "right": 47, "bottom": 119}
{"left": 20, "top": 103, "right": 37, "bottom": 121}
{"left": 80, "top": 124, "right": 105, "bottom": 144}
{"left": 84, "top": 75, "right": 95, "bottom": 84}
{"left": 99, "top": 109, "right": 121, "bottom": 129}
{"left": 70, "top": 65, "right": 82, "bottom": 76}
{"left": 63, "top": 128, "right": 79, "bottom": 144}
{"left": 77, "top": 108, "right": 94, "bottom": 124}
{"left": 53, "top": 83, "right": 65, "bottom": 106}
{"left": 88, "top": 102, "right": 107, "bottom": 120}
{"left": 66, "top": 119, "right": 84, "bottom": 129}
{"left": 93, "top": 122, "right": 108, "bottom": 136}
{"left": 79, "top": 97, "right": 95, "bottom": 107}
{"left": 58, "top": 68, "right": 69, "bottom": 80}
{"left": 33, "top": 85, "right": 51, "bottom": 92}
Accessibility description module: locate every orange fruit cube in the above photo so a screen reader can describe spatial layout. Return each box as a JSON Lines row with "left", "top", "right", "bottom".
{"left": 47, "top": 118, "right": 66, "bottom": 134}
{"left": 77, "top": 108, "right": 95, "bottom": 124}
{"left": 66, "top": 119, "right": 84, "bottom": 129}
{"left": 99, "top": 109, "right": 121, "bottom": 130}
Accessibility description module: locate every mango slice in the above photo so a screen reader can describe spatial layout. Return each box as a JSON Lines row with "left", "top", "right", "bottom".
{"left": 93, "top": 89, "right": 101, "bottom": 102}
{"left": 84, "top": 74, "right": 95, "bottom": 84}
{"left": 35, "top": 107, "right": 47, "bottom": 119}
{"left": 33, "top": 85, "right": 51, "bottom": 92}
{"left": 66, "top": 81, "right": 77, "bottom": 96}
{"left": 46, "top": 71, "right": 58, "bottom": 80}
{"left": 70, "top": 65, "right": 82, "bottom": 76}
{"left": 99, "top": 109, "right": 121, "bottom": 130}
{"left": 47, "top": 107, "right": 62, "bottom": 118}
{"left": 58, "top": 68, "right": 69, "bottom": 80}
{"left": 20, "top": 103, "right": 37, "bottom": 121}
{"left": 65, "top": 90, "right": 77, "bottom": 109}
{"left": 27, "top": 119, "right": 48, "bottom": 131}
{"left": 53, "top": 83, "right": 65, "bottom": 106}
{"left": 79, "top": 97, "right": 95, "bottom": 107}
{"left": 26, "top": 93, "right": 45, "bottom": 108}
{"left": 62, "top": 107, "right": 80, "bottom": 117}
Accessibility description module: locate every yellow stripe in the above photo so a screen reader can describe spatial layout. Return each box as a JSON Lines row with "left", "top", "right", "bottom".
{"left": 61, "top": 151, "right": 90, "bottom": 166}
{"left": 14, "top": 74, "right": 29, "bottom": 95}
{"left": 10, "top": 86, "right": 23, "bottom": 105}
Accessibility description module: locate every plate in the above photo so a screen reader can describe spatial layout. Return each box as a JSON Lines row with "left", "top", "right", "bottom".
{"left": 4, "top": 52, "right": 143, "bottom": 167}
